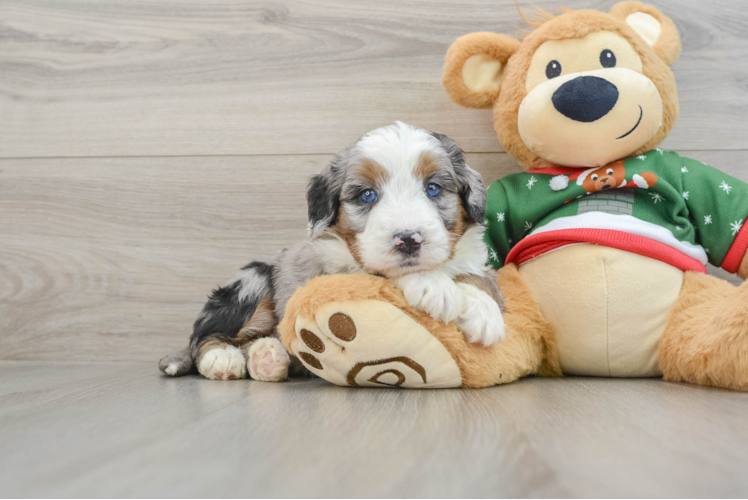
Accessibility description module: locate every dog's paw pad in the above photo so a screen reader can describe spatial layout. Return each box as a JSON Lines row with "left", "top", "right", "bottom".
{"left": 198, "top": 345, "right": 247, "bottom": 380}
{"left": 248, "top": 337, "right": 290, "bottom": 382}
{"left": 290, "top": 300, "right": 462, "bottom": 388}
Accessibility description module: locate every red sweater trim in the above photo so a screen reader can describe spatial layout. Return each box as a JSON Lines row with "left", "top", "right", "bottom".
{"left": 505, "top": 229, "right": 708, "bottom": 273}
{"left": 528, "top": 167, "right": 582, "bottom": 176}
{"left": 721, "top": 222, "right": 748, "bottom": 273}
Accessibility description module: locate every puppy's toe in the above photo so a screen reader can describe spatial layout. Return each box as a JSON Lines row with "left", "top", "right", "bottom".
{"left": 248, "top": 337, "right": 290, "bottom": 382}
{"left": 456, "top": 283, "right": 505, "bottom": 346}
{"left": 198, "top": 345, "right": 247, "bottom": 380}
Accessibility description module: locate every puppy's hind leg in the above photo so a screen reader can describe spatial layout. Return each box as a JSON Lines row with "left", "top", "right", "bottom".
{"left": 236, "top": 297, "right": 291, "bottom": 382}
{"left": 189, "top": 261, "right": 279, "bottom": 381}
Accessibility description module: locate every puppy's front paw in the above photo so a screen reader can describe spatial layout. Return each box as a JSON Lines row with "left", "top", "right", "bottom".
{"left": 396, "top": 272, "right": 462, "bottom": 323}
{"left": 456, "top": 283, "right": 505, "bottom": 346}
{"left": 197, "top": 345, "right": 247, "bottom": 380}
{"left": 248, "top": 337, "right": 290, "bottom": 382}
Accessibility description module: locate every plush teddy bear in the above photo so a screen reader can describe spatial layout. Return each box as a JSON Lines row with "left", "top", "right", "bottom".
{"left": 280, "top": 1, "right": 748, "bottom": 391}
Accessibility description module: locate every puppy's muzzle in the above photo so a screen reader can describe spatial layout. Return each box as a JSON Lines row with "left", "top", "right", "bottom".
{"left": 393, "top": 231, "right": 423, "bottom": 256}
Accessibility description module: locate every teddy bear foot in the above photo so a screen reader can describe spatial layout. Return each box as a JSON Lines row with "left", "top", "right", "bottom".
{"left": 288, "top": 299, "right": 463, "bottom": 388}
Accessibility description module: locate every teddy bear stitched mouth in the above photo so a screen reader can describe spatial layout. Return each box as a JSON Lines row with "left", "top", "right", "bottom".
{"left": 616, "top": 105, "right": 644, "bottom": 139}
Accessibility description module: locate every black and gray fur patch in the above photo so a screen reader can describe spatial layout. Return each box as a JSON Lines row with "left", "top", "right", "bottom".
{"left": 188, "top": 261, "right": 274, "bottom": 355}
{"left": 429, "top": 131, "right": 487, "bottom": 223}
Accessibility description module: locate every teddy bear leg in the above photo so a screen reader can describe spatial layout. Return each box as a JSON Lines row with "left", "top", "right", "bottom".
{"left": 279, "top": 274, "right": 465, "bottom": 388}
{"left": 279, "top": 268, "right": 560, "bottom": 389}
{"left": 659, "top": 273, "right": 748, "bottom": 391}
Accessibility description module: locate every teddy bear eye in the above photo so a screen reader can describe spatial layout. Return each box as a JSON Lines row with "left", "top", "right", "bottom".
{"left": 607, "top": 169, "right": 614, "bottom": 175}
{"left": 600, "top": 49, "right": 617, "bottom": 68}
{"left": 546, "top": 60, "right": 562, "bottom": 79}
{"left": 592, "top": 174, "right": 599, "bottom": 181}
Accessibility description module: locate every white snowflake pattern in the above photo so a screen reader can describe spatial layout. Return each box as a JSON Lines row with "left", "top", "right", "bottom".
{"left": 636, "top": 155, "right": 647, "bottom": 161}
{"left": 497, "top": 212, "right": 505, "bottom": 222}
{"left": 731, "top": 219, "right": 744, "bottom": 236}
{"left": 488, "top": 248, "right": 499, "bottom": 262}
{"left": 704, "top": 215, "right": 712, "bottom": 225}
{"left": 675, "top": 226, "right": 683, "bottom": 232}
{"left": 681, "top": 166, "right": 689, "bottom": 173}
{"left": 682, "top": 191, "right": 689, "bottom": 200}
{"left": 705, "top": 248, "right": 711, "bottom": 254}
{"left": 526, "top": 176, "right": 537, "bottom": 190}
{"left": 656, "top": 148, "right": 664, "bottom": 155}
{"left": 524, "top": 221, "right": 533, "bottom": 231}
{"left": 649, "top": 192, "right": 664, "bottom": 204}
{"left": 720, "top": 181, "right": 733, "bottom": 194}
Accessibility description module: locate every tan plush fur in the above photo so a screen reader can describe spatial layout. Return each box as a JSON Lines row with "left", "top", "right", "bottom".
{"left": 738, "top": 253, "right": 748, "bottom": 281}
{"left": 279, "top": 267, "right": 560, "bottom": 389}
{"left": 443, "top": 3, "right": 681, "bottom": 171}
{"left": 443, "top": 33, "right": 521, "bottom": 110}
{"left": 610, "top": 1, "right": 682, "bottom": 66}
{"left": 660, "top": 273, "right": 748, "bottom": 391}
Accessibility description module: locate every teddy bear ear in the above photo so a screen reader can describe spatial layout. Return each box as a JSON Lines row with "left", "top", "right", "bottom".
{"left": 443, "top": 32, "right": 521, "bottom": 109}
{"left": 610, "top": 1, "right": 682, "bottom": 66}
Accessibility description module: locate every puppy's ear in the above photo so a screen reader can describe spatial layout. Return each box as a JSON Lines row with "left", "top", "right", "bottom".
{"left": 443, "top": 32, "right": 521, "bottom": 109}
{"left": 430, "top": 132, "right": 487, "bottom": 224}
{"left": 610, "top": 2, "right": 681, "bottom": 66}
{"left": 307, "top": 159, "right": 346, "bottom": 238}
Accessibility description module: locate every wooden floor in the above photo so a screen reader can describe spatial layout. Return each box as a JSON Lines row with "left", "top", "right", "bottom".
{"left": 1, "top": 361, "right": 747, "bottom": 498}
{"left": 2, "top": 0, "right": 748, "bottom": 497}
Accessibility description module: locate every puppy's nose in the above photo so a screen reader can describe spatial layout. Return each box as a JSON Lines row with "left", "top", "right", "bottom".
{"left": 393, "top": 231, "right": 423, "bottom": 255}
{"left": 552, "top": 76, "right": 619, "bottom": 123}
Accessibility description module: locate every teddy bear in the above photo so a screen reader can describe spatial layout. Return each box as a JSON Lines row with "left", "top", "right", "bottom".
{"left": 279, "top": 1, "right": 748, "bottom": 391}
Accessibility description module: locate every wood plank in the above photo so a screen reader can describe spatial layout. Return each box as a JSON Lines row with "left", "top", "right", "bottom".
{"left": 1, "top": 362, "right": 748, "bottom": 497}
{"left": 1, "top": 0, "right": 747, "bottom": 158}
{"left": 1, "top": 151, "right": 746, "bottom": 362}
{"left": 0, "top": 152, "right": 519, "bottom": 361}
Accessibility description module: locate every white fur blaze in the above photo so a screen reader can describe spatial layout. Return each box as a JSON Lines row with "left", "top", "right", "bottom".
{"left": 550, "top": 175, "right": 569, "bottom": 191}
{"left": 197, "top": 346, "right": 247, "bottom": 380}
{"left": 455, "top": 283, "right": 505, "bottom": 346}
{"left": 248, "top": 338, "right": 290, "bottom": 382}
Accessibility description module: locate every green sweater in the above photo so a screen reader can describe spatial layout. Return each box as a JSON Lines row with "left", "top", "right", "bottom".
{"left": 484, "top": 149, "right": 748, "bottom": 274}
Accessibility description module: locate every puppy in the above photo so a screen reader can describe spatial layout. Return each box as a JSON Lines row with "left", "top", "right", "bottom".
{"left": 159, "top": 122, "right": 505, "bottom": 381}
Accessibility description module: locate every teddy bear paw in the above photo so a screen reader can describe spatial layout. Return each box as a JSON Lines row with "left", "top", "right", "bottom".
{"left": 289, "top": 299, "right": 462, "bottom": 388}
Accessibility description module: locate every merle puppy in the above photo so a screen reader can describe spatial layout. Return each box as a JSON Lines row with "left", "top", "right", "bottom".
{"left": 160, "top": 122, "right": 505, "bottom": 381}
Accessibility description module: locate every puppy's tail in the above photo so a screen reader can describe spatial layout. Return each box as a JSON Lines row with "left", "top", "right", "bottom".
{"left": 158, "top": 347, "right": 194, "bottom": 377}
{"left": 158, "top": 261, "right": 276, "bottom": 377}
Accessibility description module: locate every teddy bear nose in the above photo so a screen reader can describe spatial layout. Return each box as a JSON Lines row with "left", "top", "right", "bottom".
{"left": 552, "top": 76, "right": 619, "bottom": 123}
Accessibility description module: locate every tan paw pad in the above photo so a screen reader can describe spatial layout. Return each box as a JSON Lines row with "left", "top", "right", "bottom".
{"left": 290, "top": 300, "right": 462, "bottom": 388}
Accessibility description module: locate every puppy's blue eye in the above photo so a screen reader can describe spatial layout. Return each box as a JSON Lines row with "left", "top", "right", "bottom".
{"left": 426, "top": 183, "right": 441, "bottom": 197}
{"left": 360, "top": 189, "right": 377, "bottom": 203}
